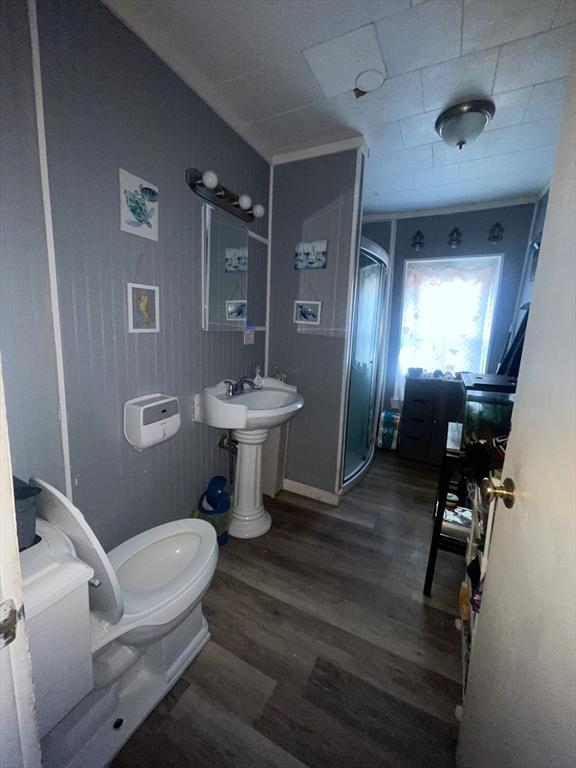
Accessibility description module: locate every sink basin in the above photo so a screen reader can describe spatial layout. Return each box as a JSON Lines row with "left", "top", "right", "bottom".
{"left": 194, "top": 377, "right": 304, "bottom": 540}
{"left": 194, "top": 377, "right": 304, "bottom": 430}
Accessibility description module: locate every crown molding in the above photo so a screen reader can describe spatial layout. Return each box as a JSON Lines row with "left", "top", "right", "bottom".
{"left": 362, "top": 194, "right": 540, "bottom": 222}
{"left": 273, "top": 136, "right": 365, "bottom": 166}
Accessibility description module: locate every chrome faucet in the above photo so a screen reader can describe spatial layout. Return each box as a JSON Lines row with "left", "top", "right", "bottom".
{"left": 223, "top": 377, "right": 257, "bottom": 397}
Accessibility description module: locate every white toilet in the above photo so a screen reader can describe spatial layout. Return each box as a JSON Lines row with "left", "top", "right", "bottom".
{"left": 20, "top": 478, "right": 218, "bottom": 768}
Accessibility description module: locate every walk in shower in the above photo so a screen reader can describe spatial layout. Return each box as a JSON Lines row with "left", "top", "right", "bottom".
{"left": 343, "top": 237, "right": 390, "bottom": 484}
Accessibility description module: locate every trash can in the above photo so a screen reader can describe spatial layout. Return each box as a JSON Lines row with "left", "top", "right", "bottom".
{"left": 13, "top": 477, "right": 41, "bottom": 551}
{"left": 192, "top": 476, "right": 231, "bottom": 546}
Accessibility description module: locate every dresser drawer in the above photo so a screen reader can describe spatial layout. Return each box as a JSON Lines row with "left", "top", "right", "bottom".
{"left": 403, "top": 399, "right": 435, "bottom": 420}
{"left": 402, "top": 417, "right": 433, "bottom": 442}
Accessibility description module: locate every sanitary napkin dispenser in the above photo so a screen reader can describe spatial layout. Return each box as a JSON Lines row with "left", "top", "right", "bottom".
{"left": 124, "top": 394, "right": 180, "bottom": 450}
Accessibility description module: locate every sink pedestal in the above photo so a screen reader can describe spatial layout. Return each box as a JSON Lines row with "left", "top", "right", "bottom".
{"left": 229, "top": 428, "right": 271, "bottom": 539}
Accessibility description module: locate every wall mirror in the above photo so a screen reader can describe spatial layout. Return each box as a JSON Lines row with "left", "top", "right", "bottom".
{"left": 203, "top": 204, "right": 249, "bottom": 331}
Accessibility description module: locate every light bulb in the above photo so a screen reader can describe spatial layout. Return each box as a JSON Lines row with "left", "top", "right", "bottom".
{"left": 202, "top": 170, "right": 218, "bottom": 189}
{"left": 238, "top": 194, "right": 252, "bottom": 211}
{"left": 252, "top": 203, "right": 265, "bottom": 218}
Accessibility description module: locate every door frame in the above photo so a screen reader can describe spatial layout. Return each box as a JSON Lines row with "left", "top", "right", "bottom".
{"left": 340, "top": 235, "right": 391, "bottom": 491}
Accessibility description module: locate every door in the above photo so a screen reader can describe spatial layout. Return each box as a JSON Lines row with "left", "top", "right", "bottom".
{"left": 344, "top": 246, "right": 387, "bottom": 482}
{"left": 0, "top": 362, "right": 42, "bottom": 768}
{"left": 457, "top": 53, "right": 576, "bottom": 767}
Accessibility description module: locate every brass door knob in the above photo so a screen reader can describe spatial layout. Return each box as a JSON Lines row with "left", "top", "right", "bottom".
{"left": 480, "top": 477, "right": 516, "bottom": 509}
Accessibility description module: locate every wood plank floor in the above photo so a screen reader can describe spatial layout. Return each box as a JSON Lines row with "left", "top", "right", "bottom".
{"left": 112, "top": 451, "right": 463, "bottom": 768}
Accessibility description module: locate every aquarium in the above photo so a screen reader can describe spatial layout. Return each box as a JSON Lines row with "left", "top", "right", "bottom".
{"left": 462, "top": 390, "right": 515, "bottom": 445}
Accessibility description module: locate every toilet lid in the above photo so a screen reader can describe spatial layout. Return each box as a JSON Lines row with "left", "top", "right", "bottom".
{"left": 30, "top": 478, "right": 124, "bottom": 624}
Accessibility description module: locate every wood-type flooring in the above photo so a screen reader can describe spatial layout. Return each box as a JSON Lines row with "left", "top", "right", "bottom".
{"left": 112, "top": 450, "right": 463, "bottom": 768}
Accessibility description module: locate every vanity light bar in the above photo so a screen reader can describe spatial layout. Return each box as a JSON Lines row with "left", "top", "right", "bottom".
{"left": 185, "top": 168, "right": 265, "bottom": 223}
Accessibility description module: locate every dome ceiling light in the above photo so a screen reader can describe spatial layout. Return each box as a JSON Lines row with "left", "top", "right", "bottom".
{"left": 353, "top": 68, "right": 384, "bottom": 98}
{"left": 435, "top": 99, "right": 496, "bottom": 150}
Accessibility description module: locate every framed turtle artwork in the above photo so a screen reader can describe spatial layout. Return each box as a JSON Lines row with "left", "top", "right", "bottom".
{"left": 119, "top": 169, "right": 159, "bottom": 241}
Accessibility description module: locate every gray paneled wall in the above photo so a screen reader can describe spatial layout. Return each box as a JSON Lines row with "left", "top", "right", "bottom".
{"left": 270, "top": 151, "right": 359, "bottom": 494}
{"left": 366, "top": 204, "right": 534, "bottom": 405}
{"left": 0, "top": 0, "right": 65, "bottom": 488}
{"left": 26, "top": 0, "right": 270, "bottom": 549}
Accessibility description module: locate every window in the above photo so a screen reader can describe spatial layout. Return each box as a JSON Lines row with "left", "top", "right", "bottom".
{"left": 396, "top": 255, "right": 502, "bottom": 398}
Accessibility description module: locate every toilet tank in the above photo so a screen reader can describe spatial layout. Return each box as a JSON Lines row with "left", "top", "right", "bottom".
{"left": 20, "top": 519, "right": 94, "bottom": 738}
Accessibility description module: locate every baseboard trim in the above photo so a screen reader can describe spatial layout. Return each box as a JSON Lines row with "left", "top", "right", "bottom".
{"left": 282, "top": 478, "right": 340, "bottom": 506}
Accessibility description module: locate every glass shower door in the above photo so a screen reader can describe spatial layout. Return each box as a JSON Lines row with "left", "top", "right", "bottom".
{"left": 344, "top": 251, "right": 386, "bottom": 482}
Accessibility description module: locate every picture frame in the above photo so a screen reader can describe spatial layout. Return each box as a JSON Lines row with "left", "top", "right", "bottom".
{"left": 120, "top": 169, "right": 159, "bottom": 241}
{"left": 127, "top": 283, "right": 159, "bottom": 333}
{"left": 293, "top": 300, "right": 322, "bottom": 325}
{"left": 226, "top": 299, "right": 247, "bottom": 321}
{"left": 294, "top": 239, "right": 328, "bottom": 270}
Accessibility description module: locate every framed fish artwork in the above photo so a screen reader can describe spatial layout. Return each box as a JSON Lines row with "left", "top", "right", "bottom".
{"left": 120, "top": 169, "right": 159, "bottom": 241}
{"left": 293, "top": 300, "right": 321, "bottom": 325}
{"left": 127, "top": 283, "right": 159, "bottom": 333}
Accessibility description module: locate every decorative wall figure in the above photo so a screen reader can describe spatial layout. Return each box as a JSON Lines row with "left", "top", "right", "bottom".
{"left": 488, "top": 222, "right": 504, "bottom": 242}
{"left": 411, "top": 230, "right": 424, "bottom": 251}
{"left": 293, "top": 300, "right": 322, "bottom": 325}
{"left": 448, "top": 227, "right": 462, "bottom": 248}
{"left": 294, "top": 240, "right": 328, "bottom": 270}
{"left": 127, "top": 283, "right": 159, "bottom": 333}
{"left": 120, "top": 169, "right": 159, "bottom": 241}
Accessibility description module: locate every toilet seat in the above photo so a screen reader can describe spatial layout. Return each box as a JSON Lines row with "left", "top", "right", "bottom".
{"left": 31, "top": 478, "right": 124, "bottom": 623}
{"left": 108, "top": 519, "right": 218, "bottom": 621}
{"left": 31, "top": 479, "right": 218, "bottom": 646}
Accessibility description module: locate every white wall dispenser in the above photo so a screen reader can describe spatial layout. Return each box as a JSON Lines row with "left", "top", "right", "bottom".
{"left": 124, "top": 394, "right": 180, "bottom": 450}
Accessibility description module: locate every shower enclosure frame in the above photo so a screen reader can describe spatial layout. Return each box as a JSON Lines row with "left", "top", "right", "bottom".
{"left": 339, "top": 235, "right": 392, "bottom": 492}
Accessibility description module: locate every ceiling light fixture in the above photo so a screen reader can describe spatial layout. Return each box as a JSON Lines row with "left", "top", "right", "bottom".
{"left": 354, "top": 69, "right": 384, "bottom": 98}
{"left": 435, "top": 99, "right": 495, "bottom": 150}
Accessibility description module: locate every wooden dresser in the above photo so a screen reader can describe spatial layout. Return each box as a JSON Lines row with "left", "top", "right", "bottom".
{"left": 398, "top": 377, "right": 464, "bottom": 464}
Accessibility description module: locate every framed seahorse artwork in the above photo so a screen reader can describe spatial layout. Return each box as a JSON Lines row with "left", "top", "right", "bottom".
{"left": 127, "top": 283, "right": 159, "bottom": 333}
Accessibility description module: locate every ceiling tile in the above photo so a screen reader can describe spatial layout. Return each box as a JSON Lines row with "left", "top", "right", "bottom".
{"left": 376, "top": 0, "right": 462, "bottom": 76}
{"left": 416, "top": 164, "right": 460, "bottom": 188}
{"left": 494, "top": 24, "right": 575, "bottom": 93}
{"left": 228, "top": 0, "right": 328, "bottom": 60}
{"left": 523, "top": 78, "right": 567, "bottom": 123}
{"left": 485, "top": 118, "right": 561, "bottom": 157}
{"left": 432, "top": 134, "right": 489, "bottom": 166}
{"left": 462, "top": 0, "right": 559, "bottom": 55}
{"left": 364, "top": 120, "right": 405, "bottom": 154}
{"left": 460, "top": 144, "right": 556, "bottom": 180}
{"left": 553, "top": 0, "right": 576, "bottom": 27}
{"left": 216, "top": 55, "right": 324, "bottom": 123}
{"left": 364, "top": 170, "right": 415, "bottom": 193}
{"left": 106, "top": 0, "right": 264, "bottom": 83}
{"left": 359, "top": 70, "right": 424, "bottom": 126}
{"left": 253, "top": 102, "right": 361, "bottom": 156}
{"left": 422, "top": 49, "right": 498, "bottom": 111}
{"left": 303, "top": 25, "right": 384, "bottom": 99}
{"left": 399, "top": 111, "right": 440, "bottom": 147}
{"left": 312, "top": 1, "right": 411, "bottom": 40}
{"left": 370, "top": 144, "right": 433, "bottom": 174}
{"left": 485, "top": 87, "right": 533, "bottom": 131}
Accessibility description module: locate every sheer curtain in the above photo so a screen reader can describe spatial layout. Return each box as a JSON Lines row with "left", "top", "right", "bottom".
{"left": 395, "top": 255, "right": 501, "bottom": 400}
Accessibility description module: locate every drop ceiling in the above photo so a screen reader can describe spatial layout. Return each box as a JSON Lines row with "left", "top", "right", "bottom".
{"left": 104, "top": 0, "right": 575, "bottom": 213}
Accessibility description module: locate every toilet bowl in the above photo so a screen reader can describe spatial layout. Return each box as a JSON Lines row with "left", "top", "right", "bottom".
{"left": 24, "top": 478, "right": 219, "bottom": 768}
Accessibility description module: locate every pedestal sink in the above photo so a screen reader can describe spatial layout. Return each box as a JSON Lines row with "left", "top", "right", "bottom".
{"left": 194, "top": 378, "right": 304, "bottom": 538}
